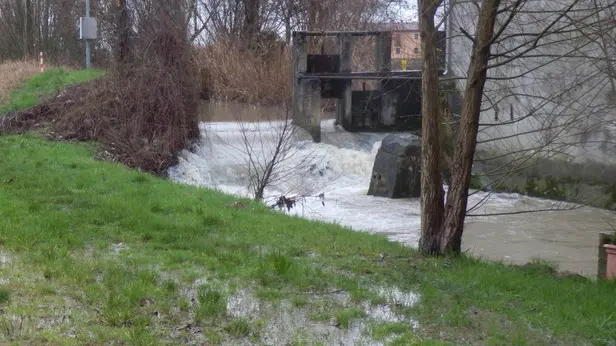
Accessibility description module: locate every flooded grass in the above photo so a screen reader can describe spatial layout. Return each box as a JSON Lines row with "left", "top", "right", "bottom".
{"left": 0, "top": 134, "right": 615, "bottom": 344}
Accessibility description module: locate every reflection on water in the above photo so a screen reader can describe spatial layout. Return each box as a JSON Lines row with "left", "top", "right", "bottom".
{"left": 171, "top": 101, "right": 616, "bottom": 277}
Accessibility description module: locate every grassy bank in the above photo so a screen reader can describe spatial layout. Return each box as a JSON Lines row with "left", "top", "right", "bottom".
{"left": 0, "top": 60, "right": 42, "bottom": 105}
{"left": 1, "top": 64, "right": 615, "bottom": 345}
{"left": 0, "top": 62, "right": 197, "bottom": 175}
{"left": 0, "top": 134, "right": 614, "bottom": 345}
{"left": 0, "top": 67, "right": 104, "bottom": 114}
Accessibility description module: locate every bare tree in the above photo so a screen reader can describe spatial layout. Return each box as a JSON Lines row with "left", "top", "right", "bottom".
{"left": 236, "top": 104, "right": 298, "bottom": 200}
{"left": 229, "top": 101, "right": 336, "bottom": 213}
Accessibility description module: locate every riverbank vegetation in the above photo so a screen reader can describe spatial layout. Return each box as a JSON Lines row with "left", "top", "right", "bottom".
{"left": 2, "top": 67, "right": 615, "bottom": 344}
{"left": 0, "top": 1, "right": 200, "bottom": 176}
{"left": 197, "top": 37, "right": 292, "bottom": 105}
{"left": 1, "top": 1, "right": 616, "bottom": 343}
{"left": 0, "top": 67, "right": 104, "bottom": 114}
{"left": 0, "top": 134, "right": 614, "bottom": 345}
{"left": 0, "top": 64, "right": 615, "bottom": 344}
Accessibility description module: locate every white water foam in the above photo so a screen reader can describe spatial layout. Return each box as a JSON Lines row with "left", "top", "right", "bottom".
{"left": 168, "top": 119, "right": 545, "bottom": 247}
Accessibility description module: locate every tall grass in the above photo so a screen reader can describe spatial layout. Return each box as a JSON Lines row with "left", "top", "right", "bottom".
{"left": 195, "top": 36, "right": 391, "bottom": 106}
{"left": 197, "top": 39, "right": 292, "bottom": 105}
{"left": 0, "top": 60, "right": 41, "bottom": 105}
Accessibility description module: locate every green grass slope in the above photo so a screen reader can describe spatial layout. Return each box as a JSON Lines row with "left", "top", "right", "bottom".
{"left": 0, "top": 134, "right": 613, "bottom": 345}
{"left": 0, "top": 68, "right": 104, "bottom": 114}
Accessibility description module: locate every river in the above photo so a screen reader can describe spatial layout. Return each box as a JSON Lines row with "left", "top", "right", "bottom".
{"left": 168, "top": 101, "right": 616, "bottom": 277}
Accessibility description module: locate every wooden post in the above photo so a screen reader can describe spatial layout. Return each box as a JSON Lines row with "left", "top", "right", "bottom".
{"left": 337, "top": 33, "right": 353, "bottom": 128}
{"left": 598, "top": 232, "right": 612, "bottom": 279}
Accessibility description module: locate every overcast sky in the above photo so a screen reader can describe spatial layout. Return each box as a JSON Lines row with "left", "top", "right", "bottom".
{"left": 387, "top": 1, "right": 419, "bottom": 22}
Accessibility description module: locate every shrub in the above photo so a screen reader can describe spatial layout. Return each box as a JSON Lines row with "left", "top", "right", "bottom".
{"left": 0, "top": 9, "right": 200, "bottom": 175}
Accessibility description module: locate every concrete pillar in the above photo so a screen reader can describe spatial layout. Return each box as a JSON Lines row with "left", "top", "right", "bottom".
{"left": 292, "top": 32, "right": 321, "bottom": 142}
{"left": 380, "top": 82, "right": 397, "bottom": 126}
{"left": 375, "top": 32, "right": 392, "bottom": 72}
{"left": 337, "top": 34, "right": 353, "bottom": 128}
{"left": 304, "top": 79, "right": 322, "bottom": 142}
{"left": 292, "top": 31, "right": 308, "bottom": 129}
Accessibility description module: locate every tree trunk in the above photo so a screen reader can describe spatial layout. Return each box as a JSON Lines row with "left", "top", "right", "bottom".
{"left": 116, "top": 0, "right": 131, "bottom": 66}
{"left": 418, "top": 0, "right": 445, "bottom": 254}
{"left": 243, "top": 0, "right": 260, "bottom": 46}
{"left": 25, "top": 0, "right": 33, "bottom": 58}
{"left": 42, "top": 0, "right": 50, "bottom": 54}
{"left": 441, "top": 0, "right": 501, "bottom": 253}
{"left": 284, "top": 0, "right": 292, "bottom": 44}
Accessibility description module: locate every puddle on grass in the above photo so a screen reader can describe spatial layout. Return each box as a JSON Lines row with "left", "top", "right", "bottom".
{"left": 374, "top": 286, "right": 419, "bottom": 308}
{"left": 165, "top": 271, "right": 421, "bottom": 345}
{"left": 364, "top": 303, "right": 404, "bottom": 323}
{"left": 178, "top": 277, "right": 208, "bottom": 305}
{"left": 0, "top": 251, "right": 12, "bottom": 266}
{"left": 0, "top": 315, "right": 34, "bottom": 339}
{"left": 227, "top": 289, "right": 260, "bottom": 318}
{"left": 35, "top": 315, "right": 71, "bottom": 330}
{"left": 364, "top": 286, "right": 421, "bottom": 331}
{"left": 0, "top": 252, "right": 13, "bottom": 284}
{"left": 258, "top": 300, "right": 382, "bottom": 346}
{"left": 110, "top": 242, "right": 129, "bottom": 253}
{"left": 1, "top": 313, "right": 72, "bottom": 339}
{"left": 219, "top": 286, "right": 420, "bottom": 345}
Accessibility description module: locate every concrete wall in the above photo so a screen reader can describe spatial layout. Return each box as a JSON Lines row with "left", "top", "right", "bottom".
{"left": 449, "top": 0, "right": 616, "bottom": 167}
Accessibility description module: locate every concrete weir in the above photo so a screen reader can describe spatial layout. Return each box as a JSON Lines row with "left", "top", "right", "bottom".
{"left": 290, "top": 30, "right": 450, "bottom": 142}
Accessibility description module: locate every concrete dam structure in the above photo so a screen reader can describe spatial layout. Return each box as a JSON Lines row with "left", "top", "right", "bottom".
{"left": 290, "top": 29, "right": 452, "bottom": 143}
{"left": 291, "top": 0, "right": 616, "bottom": 170}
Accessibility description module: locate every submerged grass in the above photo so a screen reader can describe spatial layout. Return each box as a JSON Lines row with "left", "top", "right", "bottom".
{"left": 0, "top": 134, "right": 614, "bottom": 344}
{"left": 0, "top": 68, "right": 104, "bottom": 113}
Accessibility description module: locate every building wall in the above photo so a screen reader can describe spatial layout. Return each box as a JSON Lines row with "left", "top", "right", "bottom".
{"left": 449, "top": 0, "right": 616, "bottom": 165}
{"left": 391, "top": 31, "right": 421, "bottom": 60}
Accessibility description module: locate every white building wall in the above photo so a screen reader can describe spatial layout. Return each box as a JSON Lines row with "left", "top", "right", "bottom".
{"left": 448, "top": 0, "right": 616, "bottom": 164}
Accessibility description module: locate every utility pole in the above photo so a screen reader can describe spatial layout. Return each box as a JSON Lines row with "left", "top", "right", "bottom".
{"left": 85, "top": 0, "right": 91, "bottom": 69}
{"left": 79, "top": 0, "right": 97, "bottom": 69}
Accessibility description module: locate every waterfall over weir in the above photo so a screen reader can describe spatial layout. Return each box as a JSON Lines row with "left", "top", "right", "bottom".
{"left": 168, "top": 102, "right": 616, "bottom": 277}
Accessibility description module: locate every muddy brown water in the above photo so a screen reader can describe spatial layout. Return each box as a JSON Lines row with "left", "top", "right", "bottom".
{"left": 187, "top": 101, "right": 616, "bottom": 277}
{"left": 463, "top": 201, "right": 616, "bottom": 276}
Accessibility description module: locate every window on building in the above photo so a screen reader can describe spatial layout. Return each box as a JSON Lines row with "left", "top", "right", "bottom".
{"left": 393, "top": 33, "right": 402, "bottom": 55}
{"left": 393, "top": 33, "right": 402, "bottom": 47}
{"left": 414, "top": 47, "right": 419, "bottom": 54}
{"left": 414, "top": 33, "right": 419, "bottom": 40}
